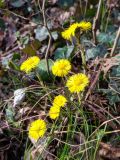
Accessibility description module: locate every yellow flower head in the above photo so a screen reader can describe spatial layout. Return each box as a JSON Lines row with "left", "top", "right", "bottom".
{"left": 61, "top": 23, "right": 79, "bottom": 40}
{"left": 52, "top": 59, "right": 71, "bottom": 77}
{"left": 66, "top": 73, "right": 89, "bottom": 93}
{"left": 20, "top": 56, "right": 40, "bottom": 73}
{"left": 78, "top": 21, "right": 92, "bottom": 31}
{"left": 49, "top": 105, "right": 60, "bottom": 120}
{"left": 53, "top": 95, "right": 67, "bottom": 107}
{"left": 28, "top": 119, "right": 46, "bottom": 140}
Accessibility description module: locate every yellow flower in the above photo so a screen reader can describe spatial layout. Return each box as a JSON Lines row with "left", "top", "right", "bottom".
{"left": 28, "top": 119, "right": 46, "bottom": 140}
{"left": 66, "top": 73, "right": 89, "bottom": 93}
{"left": 61, "top": 23, "right": 79, "bottom": 40}
{"left": 20, "top": 56, "right": 40, "bottom": 73}
{"left": 53, "top": 95, "right": 67, "bottom": 107}
{"left": 52, "top": 59, "right": 71, "bottom": 77}
{"left": 49, "top": 105, "right": 60, "bottom": 120}
{"left": 61, "top": 21, "right": 92, "bottom": 40}
{"left": 78, "top": 21, "right": 92, "bottom": 31}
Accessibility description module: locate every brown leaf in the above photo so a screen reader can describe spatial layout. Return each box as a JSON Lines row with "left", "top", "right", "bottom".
{"left": 107, "top": 0, "right": 120, "bottom": 8}
{"left": 102, "top": 55, "right": 120, "bottom": 76}
{"left": 99, "top": 142, "right": 120, "bottom": 160}
{"left": 47, "top": 5, "right": 77, "bottom": 28}
{"left": 69, "top": 132, "right": 86, "bottom": 156}
{"left": 30, "top": 137, "right": 55, "bottom": 160}
{"left": 0, "top": 31, "right": 5, "bottom": 47}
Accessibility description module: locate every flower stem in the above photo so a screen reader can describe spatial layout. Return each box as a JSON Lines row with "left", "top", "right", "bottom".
{"left": 81, "top": 48, "right": 86, "bottom": 69}
{"left": 77, "top": 92, "right": 81, "bottom": 104}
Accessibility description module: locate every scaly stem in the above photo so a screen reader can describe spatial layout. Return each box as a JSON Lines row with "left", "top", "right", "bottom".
{"left": 77, "top": 92, "right": 81, "bottom": 104}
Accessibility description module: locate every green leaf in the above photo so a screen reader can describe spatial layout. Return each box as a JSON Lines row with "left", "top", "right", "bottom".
{"left": 35, "top": 26, "right": 48, "bottom": 41}
{"left": 54, "top": 45, "right": 74, "bottom": 60}
{"left": 1, "top": 55, "right": 12, "bottom": 69}
{"left": 37, "top": 59, "right": 54, "bottom": 82}
{"left": 0, "top": 18, "right": 5, "bottom": 31}
{"left": 58, "top": 0, "right": 75, "bottom": 7}
{"left": 51, "top": 31, "right": 58, "bottom": 40}
{"left": 111, "top": 65, "right": 120, "bottom": 77}
{"left": 22, "top": 39, "right": 41, "bottom": 56}
{"left": 9, "top": 61, "right": 19, "bottom": 70}
{"left": 9, "top": 53, "right": 21, "bottom": 70}
{"left": 108, "top": 93, "right": 120, "bottom": 105}
{"left": 110, "top": 54, "right": 120, "bottom": 77}
{"left": 66, "top": 45, "right": 74, "bottom": 57}
{"left": 99, "top": 78, "right": 120, "bottom": 105}
{"left": 99, "top": 88, "right": 120, "bottom": 105}
{"left": 96, "top": 129, "right": 105, "bottom": 140}
{"left": 85, "top": 8, "right": 96, "bottom": 18}
{"left": 109, "top": 79, "right": 120, "bottom": 95}
{"left": 86, "top": 44, "right": 107, "bottom": 61}
{"left": 97, "top": 32, "right": 119, "bottom": 47}
{"left": 0, "top": 0, "right": 5, "bottom": 8}
{"left": 97, "top": 33, "right": 109, "bottom": 44}
{"left": 35, "top": 26, "right": 58, "bottom": 41}
{"left": 20, "top": 35, "right": 29, "bottom": 46}
{"left": 10, "top": 0, "right": 26, "bottom": 8}
{"left": 6, "top": 105, "right": 15, "bottom": 123}
{"left": 12, "top": 52, "right": 21, "bottom": 61}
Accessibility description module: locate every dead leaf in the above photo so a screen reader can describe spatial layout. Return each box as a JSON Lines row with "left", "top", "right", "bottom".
{"left": 107, "top": 0, "right": 120, "bottom": 8}
{"left": 2, "top": 16, "right": 17, "bottom": 51}
{"left": 92, "top": 54, "right": 120, "bottom": 77}
{"left": 47, "top": 5, "right": 77, "bottom": 28}
{"left": 102, "top": 56, "right": 120, "bottom": 76}
{"left": 69, "top": 132, "right": 86, "bottom": 157}
{"left": 13, "top": 88, "right": 26, "bottom": 107}
{"left": 99, "top": 142, "right": 120, "bottom": 160}
{"left": 31, "top": 136, "right": 48, "bottom": 159}
{"left": 0, "top": 31, "right": 5, "bottom": 47}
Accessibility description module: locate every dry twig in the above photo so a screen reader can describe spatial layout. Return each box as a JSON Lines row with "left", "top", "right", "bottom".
{"left": 110, "top": 26, "right": 120, "bottom": 57}
{"left": 40, "top": 0, "right": 53, "bottom": 74}
{"left": 85, "top": 65, "right": 102, "bottom": 100}
{"left": 92, "top": 0, "right": 102, "bottom": 44}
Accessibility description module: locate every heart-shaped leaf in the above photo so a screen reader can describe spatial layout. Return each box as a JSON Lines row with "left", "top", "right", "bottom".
{"left": 54, "top": 45, "right": 74, "bottom": 60}
{"left": 37, "top": 59, "right": 54, "bottom": 82}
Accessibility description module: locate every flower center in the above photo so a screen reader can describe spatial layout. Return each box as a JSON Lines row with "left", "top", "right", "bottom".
{"left": 75, "top": 80, "right": 83, "bottom": 86}
{"left": 59, "top": 64, "right": 66, "bottom": 70}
